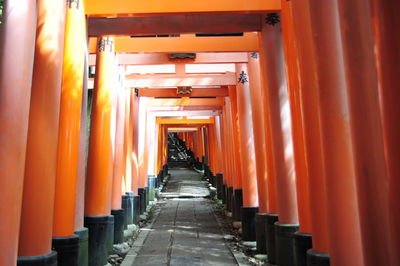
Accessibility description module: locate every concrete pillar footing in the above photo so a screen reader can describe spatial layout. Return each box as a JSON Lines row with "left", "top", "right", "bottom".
{"left": 307, "top": 249, "right": 330, "bottom": 266}
{"left": 17, "top": 251, "right": 57, "bottom": 266}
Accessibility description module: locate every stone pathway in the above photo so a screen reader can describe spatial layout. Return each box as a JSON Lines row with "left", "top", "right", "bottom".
{"left": 124, "top": 169, "right": 238, "bottom": 266}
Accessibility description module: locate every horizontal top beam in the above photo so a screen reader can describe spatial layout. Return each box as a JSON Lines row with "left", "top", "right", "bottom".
{"left": 85, "top": 0, "right": 281, "bottom": 16}
{"left": 139, "top": 87, "right": 229, "bottom": 97}
{"left": 148, "top": 97, "right": 224, "bottom": 107}
{"left": 88, "top": 33, "right": 258, "bottom": 53}
{"left": 89, "top": 53, "right": 249, "bottom": 66}
{"left": 156, "top": 117, "right": 214, "bottom": 125}
{"left": 88, "top": 14, "right": 262, "bottom": 36}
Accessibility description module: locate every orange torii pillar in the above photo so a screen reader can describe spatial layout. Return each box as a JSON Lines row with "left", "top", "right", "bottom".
{"left": 306, "top": 1, "right": 364, "bottom": 265}
{"left": 227, "top": 89, "right": 244, "bottom": 224}
{"left": 372, "top": 1, "right": 400, "bottom": 262}
{"left": 0, "top": 0, "right": 36, "bottom": 264}
{"left": 215, "top": 116, "right": 228, "bottom": 205}
{"left": 146, "top": 114, "right": 157, "bottom": 202}
{"left": 235, "top": 63, "right": 259, "bottom": 242}
{"left": 290, "top": 1, "right": 330, "bottom": 264}
{"left": 281, "top": 2, "right": 313, "bottom": 265}
{"left": 84, "top": 36, "right": 116, "bottom": 266}
{"left": 221, "top": 104, "right": 235, "bottom": 215}
{"left": 337, "top": 1, "right": 394, "bottom": 265}
{"left": 259, "top": 15, "right": 299, "bottom": 266}
{"left": 111, "top": 82, "right": 127, "bottom": 245}
{"left": 129, "top": 90, "right": 140, "bottom": 225}
{"left": 246, "top": 53, "right": 270, "bottom": 253}
{"left": 52, "top": 1, "right": 86, "bottom": 265}
{"left": 16, "top": 1, "right": 64, "bottom": 265}
{"left": 138, "top": 97, "right": 149, "bottom": 215}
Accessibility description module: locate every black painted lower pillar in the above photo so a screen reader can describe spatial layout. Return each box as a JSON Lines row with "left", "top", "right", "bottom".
{"left": 121, "top": 195, "right": 129, "bottom": 229}
{"left": 145, "top": 186, "right": 150, "bottom": 207}
{"left": 17, "top": 251, "right": 57, "bottom": 266}
{"left": 125, "top": 192, "right": 134, "bottom": 225}
{"left": 294, "top": 231, "right": 313, "bottom": 266}
{"left": 138, "top": 188, "right": 146, "bottom": 214}
{"left": 106, "top": 215, "right": 114, "bottom": 255}
{"left": 111, "top": 209, "right": 124, "bottom": 244}
{"left": 74, "top": 227, "right": 89, "bottom": 266}
{"left": 307, "top": 249, "right": 330, "bottom": 266}
{"left": 265, "top": 214, "right": 279, "bottom": 265}
{"left": 227, "top": 186, "right": 234, "bottom": 212}
{"left": 84, "top": 215, "right": 109, "bottom": 266}
{"left": 148, "top": 175, "right": 156, "bottom": 201}
{"left": 52, "top": 234, "right": 79, "bottom": 266}
{"left": 133, "top": 195, "right": 140, "bottom": 224}
{"left": 216, "top": 173, "right": 223, "bottom": 199}
{"left": 275, "top": 222, "right": 299, "bottom": 266}
{"left": 255, "top": 213, "right": 268, "bottom": 254}
{"left": 241, "top": 206, "right": 259, "bottom": 241}
{"left": 222, "top": 184, "right": 227, "bottom": 204}
{"left": 233, "top": 189, "right": 243, "bottom": 221}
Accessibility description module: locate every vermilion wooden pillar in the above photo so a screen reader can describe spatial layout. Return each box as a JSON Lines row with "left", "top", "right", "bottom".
{"left": 0, "top": 0, "right": 36, "bottom": 264}
{"left": 17, "top": 0, "right": 65, "bottom": 264}
{"left": 370, "top": 2, "right": 400, "bottom": 262}
{"left": 235, "top": 64, "right": 259, "bottom": 242}
{"left": 130, "top": 91, "right": 140, "bottom": 195}
{"left": 337, "top": 1, "right": 394, "bottom": 265}
{"left": 84, "top": 36, "right": 116, "bottom": 266}
{"left": 291, "top": 0, "right": 330, "bottom": 260}
{"left": 247, "top": 53, "right": 270, "bottom": 253}
{"left": 308, "top": 1, "right": 364, "bottom": 265}
{"left": 122, "top": 90, "right": 131, "bottom": 194}
{"left": 259, "top": 15, "right": 299, "bottom": 266}
{"left": 281, "top": 0, "right": 311, "bottom": 236}
{"left": 52, "top": 1, "right": 86, "bottom": 265}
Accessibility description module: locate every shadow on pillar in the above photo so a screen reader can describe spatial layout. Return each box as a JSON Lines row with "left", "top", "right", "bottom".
{"left": 74, "top": 227, "right": 89, "bottom": 266}
{"left": 233, "top": 189, "right": 243, "bottom": 221}
{"left": 265, "top": 214, "right": 279, "bottom": 265}
{"left": 275, "top": 222, "right": 299, "bottom": 266}
{"left": 52, "top": 234, "right": 79, "bottom": 266}
{"left": 294, "top": 231, "right": 312, "bottom": 266}
{"left": 111, "top": 209, "right": 124, "bottom": 244}
{"left": 17, "top": 251, "right": 57, "bottom": 266}
{"left": 307, "top": 249, "right": 330, "bottom": 266}
{"left": 84, "top": 215, "right": 109, "bottom": 266}
{"left": 241, "top": 207, "right": 259, "bottom": 241}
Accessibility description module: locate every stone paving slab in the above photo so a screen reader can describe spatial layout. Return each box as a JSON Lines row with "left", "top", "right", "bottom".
{"left": 125, "top": 169, "right": 237, "bottom": 266}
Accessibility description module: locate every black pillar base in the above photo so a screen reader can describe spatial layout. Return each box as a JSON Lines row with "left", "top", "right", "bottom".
{"left": 233, "top": 189, "right": 243, "bottom": 221}
{"left": 106, "top": 215, "right": 114, "bottom": 255}
{"left": 241, "top": 206, "right": 259, "bottom": 241}
{"left": 52, "top": 234, "right": 79, "bottom": 266}
{"left": 227, "top": 186, "right": 234, "bottom": 212}
{"left": 121, "top": 195, "right": 129, "bottom": 229}
{"left": 84, "top": 215, "right": 109, "bottom": 266}
{"left": 275, "top": 222, "right": 299, "bottom": 266}
{"left": 255, "top": 213, "right": 269, "bottom": 254}
{"left": 294, "top": 231, "right": 313, "bottom": 266}
{"left": 148, "top": 175, "right": 156, "bottom": 201}
{"left": 222, "top": 184, "right": 227, "bottom": 204}
{"left": 74, "top": 227, "right": 89, "bottom": 266}
{"left": 138, "top": 188, "right": 146, "bottom": 214}
{"left": 125, "top": 192, "right": 134, "bottom": 225}
{"left": 145, "top": 186, "right": 150, "bottom": 207}
{"left": 265, "top": 214, "right": 279, "bottom": 265}
{"left": 17, "top": 251, "right": 57, "bottom": 266}
{"left": 133, "top": 195, "right": 140, "bottom": 224}
{"left": 111, "top": 209, "right": 124, "bottom": 244}
{"left": 216, "top": 173, "right": 223, "bottom": 199}
{"left": 307, "top": 249, "right": 330, "bottom": 266}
